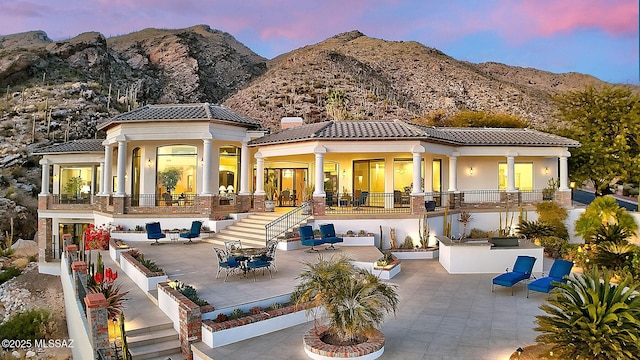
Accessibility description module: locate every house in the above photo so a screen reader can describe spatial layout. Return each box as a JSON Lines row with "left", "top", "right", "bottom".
{"left": 34, "top": 103, "right": 580, "bottom": 265}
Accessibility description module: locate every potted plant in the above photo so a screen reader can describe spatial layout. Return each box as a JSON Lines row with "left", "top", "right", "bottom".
{"left": 264, "top": 173, "right": 278, "bottom": 212}
{"left": 64, "top": 176, "right": 84, "bottom": 200}
{"left": 301, "top": 182, "right": 314, "bottom": 214}
{"left": 542, "top": 177, "right": 559, "bottom": 200}
{"left": 158, "top": 168, "right": 182, "bottom": 194}
{"left": 295, "top": 255, "right": 399, "bottom": 359}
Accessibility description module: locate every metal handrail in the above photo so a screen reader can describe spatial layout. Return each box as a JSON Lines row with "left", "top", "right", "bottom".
{"left": 265, "top": 201, "right": 313, "bottom": 244}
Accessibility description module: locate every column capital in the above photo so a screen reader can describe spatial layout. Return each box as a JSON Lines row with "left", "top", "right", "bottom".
{"left": 313, "top": 145, "right": 327, "bottom": 154}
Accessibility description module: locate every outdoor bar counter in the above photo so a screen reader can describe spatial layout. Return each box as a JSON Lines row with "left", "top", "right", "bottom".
{"left": 436, "top": 236, "right": 544, "bottom": 274}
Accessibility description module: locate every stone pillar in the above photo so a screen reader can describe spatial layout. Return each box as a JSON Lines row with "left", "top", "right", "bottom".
{"left": 38, "top": 218, "right": 53, "bottom": 262}
{"left": 39, "top": 159, "right": 50, "bottom": 195}
{"left": 313, "top": 196, "right": 325, "bottom": 216}
{"left": 239, "top": 140, "right": 250, "bottom": 195}
{"left": 85, "top": 293, "right": 112, "bottom": 359}
{"left": 411, "top": 194, "right": 426, "bottom": 215}
{"left": 179, "top": 301, "right": 202, "bottom": 360}
{"left": 202, "top": 138, "right": 213, "bottom": 195}
{"left": 116, "top": 139, "right": 127, "bottom": 196}
{"left": 554, "top": 190, "right": 572, "bottom": 208}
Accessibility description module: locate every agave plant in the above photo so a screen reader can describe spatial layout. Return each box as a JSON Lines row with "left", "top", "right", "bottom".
{"left": 595, "top": 241, "right": 638, "bottom": 272}
{"left": 294, "top": 255, "right": 399, "bottom": 345}
{"left": 517, "top": 219, "right": 554, "bottom": 241}
{"left": 595, "top": 223, "right": 634, "bottom": 245}
{"left": 534, "top": 267, "right": 640, "bottom": 360}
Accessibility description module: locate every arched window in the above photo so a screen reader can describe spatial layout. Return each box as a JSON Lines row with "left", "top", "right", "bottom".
{"left": 156, "top": 145, "right": 197, "bottom": 196}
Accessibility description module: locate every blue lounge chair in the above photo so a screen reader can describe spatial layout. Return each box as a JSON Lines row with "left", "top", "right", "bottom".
{"left": 145, "top": 222, "right": 166, "bottom": 245}
{"left": 492, "top": 255, "right": 537, "bottom": 295}
{"left": 527, "top": 259, "right": 574, "bottom": 297}
{"left": 180, "top": 220, "right": 202, "bottom": 244}
{"left": 300, "top": 225, "right": 323, "bottom": 252}
{"left": 319, "top": 224, "right": 343, "bottom": 250}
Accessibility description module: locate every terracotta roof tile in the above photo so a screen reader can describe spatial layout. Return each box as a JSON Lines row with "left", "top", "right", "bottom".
{"left": 97, "top": 103, "right": 261, "bottom": 130}
{"left": 33, "top": 139, "right": 105, "bottom": 154}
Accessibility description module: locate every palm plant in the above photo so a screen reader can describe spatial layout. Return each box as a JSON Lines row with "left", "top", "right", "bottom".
{"left": 595, "top": 241, "right": 638, "bottom": 272}
{"left": 294, "top": 255, "right": 399, "bottom": 345}
{"left": 575, "top": 196, "right": 638, "bottom": 243}
{"left": 534, "top": 267, "right": 640, "bottom": 360}
{"left": 517, "top": 219, "right": 554, "bottom": 241}
{"left": 595, "top": 223, "right": 634, "bottom": 244}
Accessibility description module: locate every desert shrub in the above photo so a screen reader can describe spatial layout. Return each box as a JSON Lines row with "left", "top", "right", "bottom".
{"left": 537, "top": 236, "right": 568, "bottom": 259}
{"left": 468, "top": 228, "right": 489, "bottom": 238}
{"left": 249, "top": 306, "right": 263, "bottom": 315}
{"left": 229, "top": 308, "right": 244, "bottom": 320}
{"left": 517, "top": 219, "right": 554, "bottom": 240}
{"left": 0, "top": 266, "right": 22, "bottom": 284}
{"left": 138, "top": 258, "right": 163, "bottom": 273}
{"left": 0, "top": 309, "right": 54, "bottom": 340}
{"left": 535, "top": 267, "right": 640, "bottom": 360}
{"left": 169, "top": 280, "right": 209, "bottom": 306}
{"left": 400, "top": 236, "right": 414, "bottom": 249}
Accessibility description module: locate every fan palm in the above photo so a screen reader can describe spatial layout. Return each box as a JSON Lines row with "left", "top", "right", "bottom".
{"left": 294, "top": 255, "right": 399, "bottom": 345}
{"left": 534, "top": 267, "right": 640, "bottom": 360}
{"left": 517, "top": 219, "right": 554, "bottom": 241}
{"left": 595, "top": 241, "right": 638, "bottom": 271}
{"left": 575, "top": 196, "right": 638, "bottom": 243}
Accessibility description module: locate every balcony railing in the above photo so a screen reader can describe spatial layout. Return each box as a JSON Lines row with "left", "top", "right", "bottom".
{"left": 326, "top": 192, "right": 412, "bottom": 214}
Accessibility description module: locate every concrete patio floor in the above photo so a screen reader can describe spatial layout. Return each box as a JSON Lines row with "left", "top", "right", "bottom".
{"left": 125, "top": 239, "right": 554, "bottom": 360}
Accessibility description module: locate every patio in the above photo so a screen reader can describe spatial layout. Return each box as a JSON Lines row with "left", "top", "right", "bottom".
{"left": 122, "top": 240, "right": 554, "bottom": 359}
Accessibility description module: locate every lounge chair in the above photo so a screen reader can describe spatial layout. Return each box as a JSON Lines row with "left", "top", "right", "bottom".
{"left": 145, "top": 222, "right": 166, "bottom": 245}
{"left": 180, "top": 220, "right": 202, "bottom": 244}
{"left": 491, "top": 255, "right": 537, "bottom": 295}
{"left": 319, "top": 224, "right": 343, "bottom": 250}
{"left": 300, "top": 225, "right": 324, "bottom": 252}
{"left": 527, "top": 259, "right": 574, "bottom": 297}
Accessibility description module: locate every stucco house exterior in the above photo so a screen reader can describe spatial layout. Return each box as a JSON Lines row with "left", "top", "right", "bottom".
{"left": 34, "top": 103, "right": 580, "bottom": 264}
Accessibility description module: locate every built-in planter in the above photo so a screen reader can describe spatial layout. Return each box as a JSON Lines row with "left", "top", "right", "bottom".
{"left": 119, "top": 251, "right": 168, "bottom": 292}
{"left": 372, "top": 258, "right": 402, "bottom": 280}
{"left": 201, "top": 300, "right": 313, "bottom": 348}
{"left": 276, "top": 237, "right": 304, "bottom": 251}
{"left": 303, "top": 325, "right": 385, "bottom": 360}
{"left": 390, "top": 247, "right": 439, "bottom": 259}
{"left": 108, "top": 238, "right": 131, "bottom": 263}
{"left": 340, "top": 236, "right": 375, "bottom": 246}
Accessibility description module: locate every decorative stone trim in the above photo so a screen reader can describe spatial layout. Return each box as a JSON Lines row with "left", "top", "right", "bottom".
{"left": 303, "top": 325, "right": 385, "bottom": 360}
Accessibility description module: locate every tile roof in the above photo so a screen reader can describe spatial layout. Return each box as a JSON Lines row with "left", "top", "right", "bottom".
{"left": 32, "top": 139, "right": 105, "bottom": 154}
{"left": 97, "top": 103, "right": 262, "bottom": 130}
{"left": 249, "top": 120, "right": 580, "bottom": 147}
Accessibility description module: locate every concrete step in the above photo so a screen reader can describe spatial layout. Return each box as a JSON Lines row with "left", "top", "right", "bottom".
{"left": 127, "top": 328, "right": 179, "bottom": 347}
{"left": 217, "top": 229, "right": 264, "bottom": 240}
{"left": 129, "top": 339, "right": 182, "bottom": 360}
{"left": 126, "top": 321, "right": 174, "bottom": 337}
{"left": 144, "top": 351, "right": 185, "bottom": 360}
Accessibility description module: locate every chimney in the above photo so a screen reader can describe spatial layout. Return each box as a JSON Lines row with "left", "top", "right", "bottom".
{"left": 281, "top": 117, "right": 303, "bottom": 130}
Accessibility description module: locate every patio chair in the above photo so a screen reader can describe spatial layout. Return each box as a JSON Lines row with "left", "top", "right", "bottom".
{"left": 224, "top": 240, "right": 242, "bottom": 254}
{"left": 180, "top": 220, "right": 202, "bottom": 244}
{"left": 325, "top": 192, "right": 335, "bottom": 210}
{"left": 145, "top": 222, "right": 166, "bottom": 245}
{"left": 352, "top": 191, "right": 369, "bottom": 208}
{"left": 527, "top": 259, "right": 574, "bottom": 297}
{"left": 300, "top": 225, "right": 324, "bottom": 252}
{"left": 213, "top": 247, "right": 242, "bottom": 282}
{"left": 246, "top": 256, "right": 273, "bottom": 282}
{"left": 319, "top": 223, "right": 343, "bottom": 250}
{"left": 491, "top": 255, "right": 537, "bottom": 295}
{"left": 264, "top": 239, "right": 278, "bottom": 272}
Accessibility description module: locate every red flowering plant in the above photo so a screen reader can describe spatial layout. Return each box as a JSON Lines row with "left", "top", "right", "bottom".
{"left": 89, "top": 267, "right": 129, "bottom": 320}
{"left": 84, "top": 224, "right": 110, "bottom": 250}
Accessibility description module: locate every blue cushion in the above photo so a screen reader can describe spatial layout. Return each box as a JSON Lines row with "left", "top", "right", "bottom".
{"left": 512, "top": 256, "right": 536, "bottom": 275}
{"left": 548, "top": 259, "right": 574, "bottom": 279}
{"left": 527, "top": 277, "right": 556, "bottom": 293}
{"left": 493, "top": 272, "right": 529, "bottom": 287}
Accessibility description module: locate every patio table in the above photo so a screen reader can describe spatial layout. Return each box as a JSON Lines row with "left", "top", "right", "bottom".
{"left": 229, "top": 247, "right": 268, "bottom": 277}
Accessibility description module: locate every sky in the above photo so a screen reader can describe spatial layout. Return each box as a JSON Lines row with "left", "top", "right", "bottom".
{"left": 0, "top": 0, "right": 637, "bottom": 84}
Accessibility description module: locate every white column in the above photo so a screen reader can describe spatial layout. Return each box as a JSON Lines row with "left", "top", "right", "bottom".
{"left": 313, "top": 150, "right": 326, "bottom": 196}
{"left": 254, "top": 153, "right": 265, "bottom": 195}
{"left": 98, "top": 162, "right": 105, "bottom": 194}
{"left": 103, "top": 144, "right": 113, "bottom": 195}
{"left": 423, "top": 154, "right": 433, "bottom": 199}
{"left": 412, "top": 151, "right": 423, "bottom": 194}
{"left": 116, "top": 140, "right": 127, "bottom": 196}
{"left": 507, "top": 155, "right": 516, "bottom": 191}
{"left": 559, "top": 154, "right": 569, "bottom": 190}
{"left": 39, "top": 159, "right": 50, "bottom": 195}
{"left": 239, "top": 141, "right": 250, "bottom": 195}
{"left": 448, "top": 153, "right": 458, "bottom": 192}
{"left": 202, "top": 138, "right": 213, "bottom": 195}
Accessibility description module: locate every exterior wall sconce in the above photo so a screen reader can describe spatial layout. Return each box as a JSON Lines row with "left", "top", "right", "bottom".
{"left": 147, "top": 159, "right": 152, "bottom": 167}
{"left": 468, "top": 167, "right": 474, "bottom": 175}
{"left": 342, "top": 169, "right": 346, "bottom": 177}
{"left": 544, "top": 167, "right": 549, "bottom": 175}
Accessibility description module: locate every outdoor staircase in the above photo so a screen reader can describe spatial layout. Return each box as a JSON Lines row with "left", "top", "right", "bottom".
{"left": 204, "top": 212, "right": 308, "bottom": 248}
{"left": 127, "top": 322, "right": 183, "bottom": 359}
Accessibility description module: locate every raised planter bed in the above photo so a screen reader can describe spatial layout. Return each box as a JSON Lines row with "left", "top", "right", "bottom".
{"left": 372, "top": 258, "right": 402, "bottom": 280}
{"left": 340, "top": 236, "right": 375, "bottom": 246}
{"left": 108, "top": 238, "right": 131, "bottom": 263}
{"left": 119, "top": 251, "right": 168, "bottom": 292}
{"left": 303, "top": 325, "right": 385, "bottom": 360}
{"left": 390, "top": 247, "right": 439, "bottom": 260}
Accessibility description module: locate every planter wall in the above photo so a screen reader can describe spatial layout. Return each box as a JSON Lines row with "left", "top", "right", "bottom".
{"left": 108, "top": 238, "right": 131, "bottom": 263}
{"left": 303, "top": 325, "right": 385, "bottom": 360}
{"left": 341, "top": 236, "right": 375, "bottom": 246}
{"left": 372, "top": 259, "right": 402, "bottom": 280}
{"left": 391, "top": 248, "right": 439, "bottom": 260}
{"left": 119, "top": 251, "right": 168, "bottom": 292}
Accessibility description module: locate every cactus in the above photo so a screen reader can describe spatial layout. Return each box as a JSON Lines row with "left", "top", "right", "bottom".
{"left": 443, "top": 207, "right": 452, "bottom": 238}
{"left": 418, "top": 212, "right": 430, "bottom": 248}
{"left": 498, "top": 205, "right": 515, "bottom": 237}
{"left": 96, "top": 252, "right": 104, "bottom": 279}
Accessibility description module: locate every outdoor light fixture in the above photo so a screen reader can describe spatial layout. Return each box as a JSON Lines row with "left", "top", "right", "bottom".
{"left": 147, "top": 159, "right": 152, "bottom": 167}
{"left": 342, "top": 169, "right": 346, "bottom": 176}
{"left": 544, "top": 167, "right": 549, "bottom": 175}
{"left": 219, "top": 185, "right": 226, "bottom": 194}
{"left": 469, "top": 167, "right": 474, "bottom": 175}
{"left": 516, "top": 347, "right": 523, "bottom": 359}
{"left": 226, "top": 185, "right": 234, "bottom": 193}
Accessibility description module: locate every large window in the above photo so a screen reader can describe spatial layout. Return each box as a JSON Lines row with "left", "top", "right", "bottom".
{"left": 498, "top": 163, "right": 533, "bottom": 191}
{"left": 59, "top": 166, "right": 95, "bottom": 202}
{"left": 353, "top": 159, "right": 384, "bottom": 205}
{"left": 157, "top": 145, "right": 197, "bottom": 196}
{"left": 219, "top": 146, "right": 239, "bottom": 194}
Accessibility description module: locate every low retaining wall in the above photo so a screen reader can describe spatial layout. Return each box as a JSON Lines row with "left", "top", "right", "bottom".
{"left": 119, "top": 251, "right": 168, "bottom": 292}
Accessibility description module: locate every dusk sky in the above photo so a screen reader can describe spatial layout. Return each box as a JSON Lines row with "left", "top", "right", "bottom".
{"left": 0, "top": 0, "right": 637, "bottom": 84}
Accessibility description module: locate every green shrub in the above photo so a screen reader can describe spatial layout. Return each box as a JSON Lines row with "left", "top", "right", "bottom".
{"left": 229, "top": 308, "right": 244, "bottom": 320}
{"left": 138, "top": 258, "right": 163, "bottom": 273}
{"left": 0, "top": 266, "right": 22, "bottom": 284}
{"left": 468, "top": 228, "right": 489, "bottom": 238}
{"left": 535, "top": 201, "right": 569, "bottom": 239}
{"left": 169, "top": 280, "right": 209, "bottom": 306}
{"left": 537, "top": 236, "right": 568, "bottom": 259}
{"left": 0, "top": 309, "right": 54, "bottom": 340}
{"left": 535, "top": 267, "right": 640, "bottom": 360}
{"left": 517, "top": 219, "right": 554, "bottom": 240}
